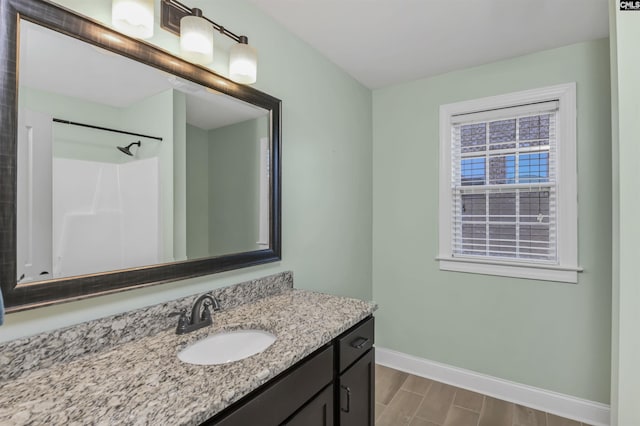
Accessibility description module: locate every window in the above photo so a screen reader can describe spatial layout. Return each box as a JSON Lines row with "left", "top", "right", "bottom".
{"left": 438, "top": 84, "right": 580, "bottom": 283}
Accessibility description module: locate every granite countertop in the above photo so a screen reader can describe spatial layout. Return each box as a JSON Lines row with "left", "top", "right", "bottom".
{"left": 0, "top": 289, "right": 376, "bottom": 426}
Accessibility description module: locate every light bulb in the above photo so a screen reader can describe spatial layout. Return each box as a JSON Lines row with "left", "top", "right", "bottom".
{"left": 112, "top": 0, "right": 154, "bottom": 39}
{"left": 180, "top": 10, "right": 214, "bottom": 65}
{"left": 229, "top": 38, "right": 257, "bottom": 84}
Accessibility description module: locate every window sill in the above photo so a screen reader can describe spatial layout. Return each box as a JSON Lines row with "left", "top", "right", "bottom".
{"left": 436, "top": 256, "right": 582, "bottom": 283}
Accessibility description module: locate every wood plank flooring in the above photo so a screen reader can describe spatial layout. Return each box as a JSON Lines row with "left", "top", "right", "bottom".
{"left": 375, "top": 365, "right": 593, "bottom": 426}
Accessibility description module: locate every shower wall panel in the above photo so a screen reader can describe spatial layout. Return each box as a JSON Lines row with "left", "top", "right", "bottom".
{"left": 52, "top": 157, "right": 160, "bottom": 278}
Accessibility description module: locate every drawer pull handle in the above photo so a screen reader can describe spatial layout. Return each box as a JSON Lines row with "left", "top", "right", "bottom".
{"left": 350, "top": 337, "right": 369, "bottom": 349}
{"left": 340, "top": 385, "right": 351, "bottom": 413}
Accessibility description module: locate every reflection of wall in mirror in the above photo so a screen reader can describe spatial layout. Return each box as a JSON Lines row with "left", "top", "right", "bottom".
{"left": 258, "top": 137, "right": 269, "bottom": 249}
{"left": 186, "top": 124, "right": 210, "bottom": 259}
{"left": 18, "top": 78, "right": 269, "bottom": 274}
{"left": 186, "top": 116, "right": 269, "bottom": 259}
{"left": 17, "top": 85, "right": 175, "bottom": 279}
{"left": 122, "top": 89, "right": 177, "bottom": 263}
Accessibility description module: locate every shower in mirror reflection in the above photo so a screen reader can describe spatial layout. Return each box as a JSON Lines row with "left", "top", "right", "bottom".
{"left": 117, "top": 141, "right": 141, "bottom": 157}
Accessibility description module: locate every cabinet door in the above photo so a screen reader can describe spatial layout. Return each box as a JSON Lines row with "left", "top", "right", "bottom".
{"left": 208, "top": 345, "right": 333, "bottom": 426}
{"left": 338, "top": 349, "right": 375, "bottom": 426}
{"left": 283, "top": 385, "right": 334, "bottom": 426}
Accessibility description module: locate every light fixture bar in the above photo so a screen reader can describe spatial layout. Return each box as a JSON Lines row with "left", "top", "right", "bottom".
{"left": 161, "top": 0, "right": 246, "bottom": 44}
{"left": 160, "top": 0, "right": 258, "bottom": 83}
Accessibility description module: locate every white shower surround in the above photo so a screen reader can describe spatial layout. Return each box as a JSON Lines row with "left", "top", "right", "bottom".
{"left": 52, "top": 157, "right": 161, "bottom": 278}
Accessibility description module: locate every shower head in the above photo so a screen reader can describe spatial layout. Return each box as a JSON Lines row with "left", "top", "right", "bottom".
{"left": 117, "top": 141, "right": 141, "bottom": 156}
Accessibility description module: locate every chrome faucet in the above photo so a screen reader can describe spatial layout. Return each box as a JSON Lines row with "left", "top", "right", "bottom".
{"left": 174, "top": 294, "right": 221, "bottom": 335}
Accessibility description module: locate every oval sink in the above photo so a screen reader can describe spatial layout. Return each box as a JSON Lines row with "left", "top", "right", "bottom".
{"left": 178, "top": 329, "right": 276, "bottom": 365}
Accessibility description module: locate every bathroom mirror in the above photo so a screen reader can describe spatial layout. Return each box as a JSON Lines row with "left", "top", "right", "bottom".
{"left": 0, "top": 0, "right": 282, "bottom": 312}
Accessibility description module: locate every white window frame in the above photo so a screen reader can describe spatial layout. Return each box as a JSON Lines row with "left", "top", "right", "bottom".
{"left": 438, "top": 83, "right": 581, "bottom": 283}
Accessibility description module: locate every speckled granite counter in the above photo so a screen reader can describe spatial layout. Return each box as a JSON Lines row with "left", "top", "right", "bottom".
{"left": 0, "top": 286, "right": 376, "bottom": 425}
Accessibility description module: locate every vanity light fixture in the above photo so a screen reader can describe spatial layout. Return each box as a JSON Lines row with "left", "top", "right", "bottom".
{"left": 160, "top": 0, "right": 258, "bottom": 83}
{"left": 180, "top": 8, "right": 214, "bottom": 65}
{"left": 111, "top": 0, "right": 154, "bottom": 39}
{"left": 229, "top": 36, "right": 257, "bottom": 84}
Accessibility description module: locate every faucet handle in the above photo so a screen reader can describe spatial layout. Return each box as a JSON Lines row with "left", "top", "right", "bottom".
{"left": 199, "top": 297, "right": 220, "bottom": 321}
{"left": 207, "top": 297, "right": 221, "bottom": 312}
{"left": 170, "top": 310, "right": 190, "bottom": 335}
{"left": 200, "top": 307, "right": 212, "bottom": 323}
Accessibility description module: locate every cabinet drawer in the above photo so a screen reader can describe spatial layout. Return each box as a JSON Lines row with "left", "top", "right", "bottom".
{"left": 207, "top": 344, "right": 333, "bottom": 426}
{"left": 337, "top": 317, "right": 374, "bottom": 373}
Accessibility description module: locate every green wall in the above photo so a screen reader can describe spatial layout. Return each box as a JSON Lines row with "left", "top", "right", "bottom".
{"left": 208, "top": 117, "right": 266, "bottom": 256}
{"left": 19, "top": 86, "right": 126, "bottom": 163}
{"left": 186, "top": 124, "right": 210, "bottom": 259}
{"left": 1, "top": 0, "right": 373, "bottom": 342}
{"left": 372, "top": 39, "right": 612, "bottom": 403}
{"left": 121, "top": 89, "right": 176, "bottom": 263}
{"left": 173, "top": 91, "right": 187, "bottom": 262}
{"left": 610, "top": 3, "right": 640, "bottom": 424}
{"left": 185, "top": 116, "right": 267, "bottom": 258}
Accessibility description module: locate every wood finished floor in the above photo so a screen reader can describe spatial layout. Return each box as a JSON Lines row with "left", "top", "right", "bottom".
{"left": 375, "top": 365, "right": 593, "bottom": 426}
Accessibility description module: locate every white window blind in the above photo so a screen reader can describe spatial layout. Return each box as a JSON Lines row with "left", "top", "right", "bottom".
{"left": 450, "top": 103, "right": 559, "bottom": 263}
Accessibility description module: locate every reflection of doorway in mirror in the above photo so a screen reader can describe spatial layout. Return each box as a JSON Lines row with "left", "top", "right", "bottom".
{"left": 258, "top": 137, "right": 269, "bottom": 249}
{"left": 16, "top": 108, "right": 53, "bottom": 283}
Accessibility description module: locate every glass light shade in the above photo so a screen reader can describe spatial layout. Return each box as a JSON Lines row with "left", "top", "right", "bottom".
{"left": 229, "top": 42, "right": 257, "bottom": 84}
{"left": 111, "top": 0, "right": 154, "bottom": 39}
{"left": 180, "top": 15, "right": 214, "bottom": 65}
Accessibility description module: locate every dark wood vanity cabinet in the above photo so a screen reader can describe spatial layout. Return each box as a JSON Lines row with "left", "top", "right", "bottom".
{"left": 206, "top": 317, "right": 374, "bottom": 426}
{"left": 336, "top": 318, "right": 375, "bottom": 426}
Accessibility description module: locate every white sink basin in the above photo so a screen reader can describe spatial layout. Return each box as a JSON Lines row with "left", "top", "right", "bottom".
{"left": 178, "top": 329, "right": 276, "bottom": 365}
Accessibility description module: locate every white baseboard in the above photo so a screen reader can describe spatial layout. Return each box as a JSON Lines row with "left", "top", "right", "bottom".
{"left": 376, "top": 347, "right": 610, "bottom": 426}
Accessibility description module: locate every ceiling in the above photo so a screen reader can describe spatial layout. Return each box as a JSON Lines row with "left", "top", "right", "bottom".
{"left": 20, "top": 20, "right": 266, "bottom": 130}
{"left": 247, "top": 0, "right": 609, "bottom": 89}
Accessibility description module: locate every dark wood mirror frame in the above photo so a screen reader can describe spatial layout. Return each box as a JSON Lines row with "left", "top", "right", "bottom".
{"left": 0, "top": 0, "right": 282, "bottom": 312}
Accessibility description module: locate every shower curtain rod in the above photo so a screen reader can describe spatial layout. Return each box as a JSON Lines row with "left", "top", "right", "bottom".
{"left": 52, "top": 118, "right": 163, "bottom": 141}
